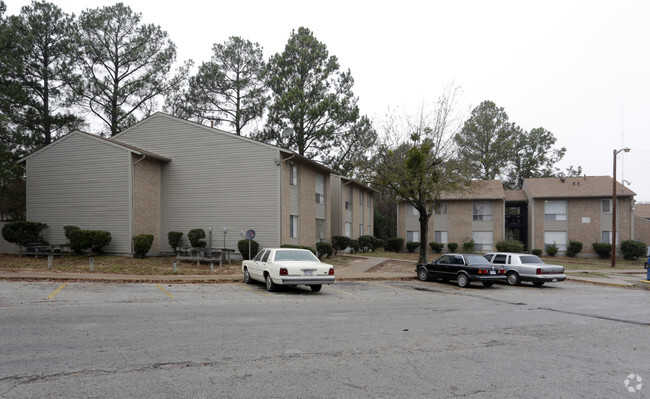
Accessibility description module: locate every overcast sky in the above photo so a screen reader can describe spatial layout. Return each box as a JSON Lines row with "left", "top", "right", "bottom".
{"left": 8, "top": 0, "right": 650, "bottom": 201}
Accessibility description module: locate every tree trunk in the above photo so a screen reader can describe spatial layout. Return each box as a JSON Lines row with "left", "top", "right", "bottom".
{"left": 418, "top": 212, "right": 429, "bottom": 265}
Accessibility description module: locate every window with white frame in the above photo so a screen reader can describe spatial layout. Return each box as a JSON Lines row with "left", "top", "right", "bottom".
{"left": 316, "top": 219, "right": 326, "bottom": 242}
{"left": 345, "top": 222, "right": 351, "bottom": 237}
{"left": 544, "top": 231, "right": 567, "bottom": 250}
{"left": 435, "top": 202, "right": 448, "bottom": 215}
{"left": 360, "top": 191, "right": 364, "bottom": 205}
{"left": 290, "top": 215, "right": 299, "bottom": 238}
{"left": 345, "top": 201, "right": 351, "bottom": 210}
{"left": 472, "top": 231, "right": 493, "bottom": 250}
{"left": 601, "top": 230, "right": 612, "bottom": 244}
{"left": 473, "top": 202, "right": 493, "bottom": 221}
{"left": 368, "top": 224, "right": 371, "bottom": 235}
{"left": 544, "top": 200, "right": 567, "bottom": 221}
{"left": 602, "top": 199, "right": 612, "bottom": 213}
{"left": 407, "top": 230, "right": 420, "bottom": 243}
{"left": 315, "top": 174, "right": 325, "bottom": 204}
{"left": 367, "top": 196, "right": 371, "bottom": 208}
{"left": 434, "top": 231, "right": 448, "bottom": 244}
{"left": 290, "top": 164, "right": 298, "bottom": 186}
{"left": 407, "top": 204, "right": 419, "bottom": 216}
{"left": 359, "top": 224, "right": 364, "bottom": 235}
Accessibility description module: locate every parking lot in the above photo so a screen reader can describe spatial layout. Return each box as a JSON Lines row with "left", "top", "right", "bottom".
{"left": 1, "top": 280, "right": 648, "bottom": 398}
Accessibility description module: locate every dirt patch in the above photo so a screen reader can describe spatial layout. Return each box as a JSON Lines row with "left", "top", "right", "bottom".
{"left": 366, "top": 259, "right": 415, "bottom": 273}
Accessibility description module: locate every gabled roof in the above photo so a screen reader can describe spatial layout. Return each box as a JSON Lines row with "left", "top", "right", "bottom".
{"left": 18, "top": 130, "right": 171, "bottom": 163}
{"left": 523, "top": 176, "right": 635, "bottom": 198}
{"left": 440, "top": 180, "right": 505, "bottom": 200}
{"left": 635, "top": 203, "right": 650, "bottom": 219}
{"left": 505, "top": 190, "right": 528, "bottom": 202}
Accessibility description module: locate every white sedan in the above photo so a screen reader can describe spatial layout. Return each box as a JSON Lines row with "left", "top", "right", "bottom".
{"left": 242, "top": 248, "right": 335, "bottom": 292}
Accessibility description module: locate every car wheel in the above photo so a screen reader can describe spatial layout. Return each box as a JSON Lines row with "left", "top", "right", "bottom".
{"left": 482, "top": 281, "right": 494, "bottom": 287}
{"left": 417, "top": 267, "right": 429, "bottom": 281}
{"left": 265, "top": 274, "right": 277, "bottom": 292}
{"left": 243, "top": 268, "right": 252, "bottom": 284}
{"left": 457, "top": 273, "right": 470, "bottom": 288}
{"left": 507, "top": 272, "right": 521, "bottom": 286}
{"left": 310, "top": 284, "right": 322, "bottom": 292}
{"left": 533, "top": 281, "right": 545, "bottom": 287}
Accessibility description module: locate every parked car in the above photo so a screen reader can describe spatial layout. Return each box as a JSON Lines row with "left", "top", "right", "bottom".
{"left": 483, "top": 252, "right": 566, "bottom": 286}
{"left": 416, "top": 253, "right": 506, "bottom": 288}
{"left": 242, "top": 248, "right": 335, "bottom": 292}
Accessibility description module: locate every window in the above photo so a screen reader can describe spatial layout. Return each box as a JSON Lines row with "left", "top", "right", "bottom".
{"left": 359, "top": 224, "right": 364, "bottom": 235}
{"left": 345, "top": 222, "right": 352, "bottom": 237}
{"left": 315, "top": 174, "right": 325, "bottom": 204}
{"left": 434, "top": 231, "right": 448, "bottom": 244}
{"left": 367, "top": 196, "right": 371, "bottom": 208}
{"left": 492, "top": 254, "right": 508, "bottom": 264}
{"left": 368, "top": 224, "right": 371, "bottom": 235}
{"left": 290, "top": 164, "right": 298, "bottom": 186}
{"left": 345, "top": 201, "right": 351, "bottom": 210}
{"left": 473, "top": 231, "right": 493, "bottom": 250}
{"left": 435, "top": 202, "right": 448, "bottom": 215}
{"left": 407, "top": 230, "right": 420, "bottom": 243}
{"left": 253, "top": 250, "right": 267, "bottom": 262}
{"left": 601, "top": 230, "right": 612, "bottom": 244}
{"left": 544, "top": 231, "right": 567, "bottom": 250}
{"left": 438, "top": 255, "right": 451, "bottom": 264}
{"left": 407, "top": 204, "right": 419, "bottom": 216}
{"left": 545, "top": 200, "right": 567, "bottom": 221}
{"left": 360, "top": 191, "right": 364, "bottom": 205}
{"left": 290, "top": 215, "right": 298, "bottom": 238}
{"left": 261, "top": 251, "right": 271, "bottom": 262}
{"left": 602, "top": 199, "right": 612, "bottom": 213}
{"left": 316, "top": 219, "right": 326, "bottom": 243}
{"left": 473, "top": 202, "right": 493, "bottom": 221}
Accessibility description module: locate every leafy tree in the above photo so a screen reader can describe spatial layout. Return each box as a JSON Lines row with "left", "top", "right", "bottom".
{"left": 257, "top": 27, "right": 376, "bottom": 173}
{"left": 75, "top": 3, "right": 189, "bottom": 135}
{"left": 505, "top": 127, "right": 567, "bottom": 189}
{"left": 455, "top": 100, "right": 516, "bottom": 180}
{"left": 188, "top": 36, "right": 267, "bottom": 135}
{"left": 373, "top": 88, "right": 469, "bottom": 264}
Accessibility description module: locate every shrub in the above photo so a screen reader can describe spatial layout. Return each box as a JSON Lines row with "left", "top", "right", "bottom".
{"left": 188, "top": 229, "right": 206, "bottom": 248}
{"left": 168, "top": 231, "right": 183, "bottom": 253}
{"left": 316, "top": 242, "right": 333, "bottom": 259}
{"left": 133, "top": 234, "right": 154, "bottom": 258}
{"left": 620, "top": 240, "right": 647, "bottom": 260}
{"left": 64, "top": 225, "right": 80, "bottom": 240}
{"left": 447, "top": 242, "right": 458, "bottom": 253}
{"left": 238, "top": 239, "right": 259, "bottom": 260}
{"left": 349, "top": 239, "right": 360, "bottom": 253}
{"left": 429, "top": 242, "right": 444, "bottom": 253}
{"left": 386, "top": 237, "right": 404, "bottom": 252}
{"left": 566, "top": 241, "right": 583, "bottom": 257}
{"left": 281, "top": 244, "right": 317, "bottom": 255}
{"left": 532, "top": 249, "right": 542, "bottom": 256}
{"left": 592, "top": 243, "right": 612, "bottom": 259}
{"left": 68, "top": 229, "right": 111, "bottom": 255}
{"left": 546, "top": 243, "right": 559, "bottom": 257}
{"left": 331, "top": 235, "right": 351, "bottom": 254}
{"left": 1, "top": 221, "right": 48, "bottom": 246}
{"left": 462, "top": 239, "right": 475, "bottom": 253}
{"left": 375, "top": 238, "right": 384, "bottom": 250}
{"left": 406, "top": 241, "right": 420, "bottom": 253}
{"left": 495, "top": 240, "right": 524, "bottom": 253}
{"left": 358, "top": 235, "right": 376, "bottom": 252}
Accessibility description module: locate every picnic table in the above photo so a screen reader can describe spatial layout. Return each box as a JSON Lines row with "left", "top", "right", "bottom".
{"left": 176, "top": 247, "right": 235, "bottom": 266}
{"left": 18, "top": 244, "right": 70, "bottom": 258}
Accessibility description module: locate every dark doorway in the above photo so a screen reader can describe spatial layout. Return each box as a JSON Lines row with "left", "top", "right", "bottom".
{"left": 505, "top": 202, "right": 528, "bottom": 251}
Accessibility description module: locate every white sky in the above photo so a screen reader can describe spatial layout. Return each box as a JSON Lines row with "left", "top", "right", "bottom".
{"left": 8, "top": 0, "right": 650, "bottom": 201}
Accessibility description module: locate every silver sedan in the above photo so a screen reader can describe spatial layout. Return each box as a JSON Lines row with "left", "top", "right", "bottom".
{"left": 484, "top": 252, "right": 566, "bottom": 286}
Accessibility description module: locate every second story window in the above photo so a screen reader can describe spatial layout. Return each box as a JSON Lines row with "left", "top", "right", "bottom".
{"left": 315, "top": 174, "right": 325, "bottom": 204}
{"left": 407, "top": 204, "right": 419, "bottom": 216}
{"left": 545, "top": 200, "right": 567, "bottom": 221}
{"left": 290, "top": 164, "right": 298, "bottom": 186}
{"left": 435, "top": 202, "right": 448, "bottom": 215}
{"left": 602, "top": 199, "right": 612, "bottom": 213}
{"left": 473, "top": 202, "right": 493, "bottom": 221}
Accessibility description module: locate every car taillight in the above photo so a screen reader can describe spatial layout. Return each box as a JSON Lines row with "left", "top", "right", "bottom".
{"left": 536, "top": 268, "right": 541, "bottom": 275}
{"left": 280, "top": 268, "right": 288, "bottom": 276}
{"left": 499, "top": 268, "right": 505, "bottom": 274}
{"left": 328, "top": 268, "right": 334, "bottom": 275}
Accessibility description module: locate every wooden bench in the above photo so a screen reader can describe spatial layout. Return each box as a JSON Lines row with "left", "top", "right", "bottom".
{"left": 176, "top": 247, "right": 235, "bottom": 266}
{"left": 18, "top": 244, "right": 70, "bottom": 258}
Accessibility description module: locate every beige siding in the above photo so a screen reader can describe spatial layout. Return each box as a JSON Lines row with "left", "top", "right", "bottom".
{"left": 635, "top": 217, "right": 650, "bottom": 245}
{"left": 26, "top": 133, "right": 132, "bottom": 254}
{"left": 133, "top": 156, "right": 161, "bottom": 253}
{"left": 115, "top": 115, "right": 281, "bottom": 252}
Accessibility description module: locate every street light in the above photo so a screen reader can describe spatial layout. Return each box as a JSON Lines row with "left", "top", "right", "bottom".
{"left": 611, "top": 147, "right": 631, "bottom": 267}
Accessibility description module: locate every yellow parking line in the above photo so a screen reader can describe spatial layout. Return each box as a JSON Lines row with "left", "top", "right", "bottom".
{"left": 328, "top": 287, "right": 353, "bottom": 296}
{"left": 47, "top": 283, "right": 67, "bottom": 299}
{"left": 156, "top": 284, "right": 174, "bottom": 298}
{"left": 239, "top": 283, "right": 271, "bottom": 296}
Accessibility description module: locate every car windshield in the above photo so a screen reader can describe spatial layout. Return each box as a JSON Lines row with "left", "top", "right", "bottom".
{"left": 465, "top": 255, "right": 491, "bottom": 265}
{"left": 520, "top": 255, "right": 543, "bottom": 264}
{"left": 273, "top": 249, "right": 319, "bottom": 262}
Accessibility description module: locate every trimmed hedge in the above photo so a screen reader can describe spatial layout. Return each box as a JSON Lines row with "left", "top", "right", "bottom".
{"left": 358, "top": 235, "right": 377, "bottom": 252}
{"left": 332, "top": 235, "right": 350, "bottom": 254}
{"left": 68, "top": 229, "right": 111, "bottom": 255}
{"left": 385, "top": 237, "right": 404, "bottom": 252}
{"left": 495, "top": 240, "right": 524, "bottom": 253}
{"left": 620, "top": 240, "right": 646, "bottom": 260}
{"left": 238, "top": 239, "right": 259, "bottom": 260}
{"left": 462, "top": 239, "right": 475, "bottom": 253}
{"left": 532, "top": 249, "right": 542, "bottom": 256}
{"left": 168, "top": 231, "right": 183, "bottom": 253}
{"left": 188, "top": 229, "right": 206, "bottom": 248}
{"left": 2, "top": 221, "right": 48, "bottom": 246}
{"left": 566, "top": 241, "right": 583, "bottom": 257}
{"left": 133, "top": 234, "right": 154, "bottom": 258}
{"left": 546, "top": 243, "right": 559, "bottom": 257}
{"left": 406, "top": 241, "right": 420, "bottom": 253}
{"left": 316, "top": 242, "right": 333, "bottom": 259}
{"left": 592, "top": 243, "right": 612, "bottom": 259}
{"left": 447, "top": 242, "right": 458, "bottom": 253}
{"left": 349, "top": 239, "right": 360, "bottom": 253}
{"left": 429, "top": 242, "right": 444, "bottom": 253}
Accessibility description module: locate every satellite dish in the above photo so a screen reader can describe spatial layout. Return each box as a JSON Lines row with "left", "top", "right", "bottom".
{"left": 282, "top": 128, "right": 293, "bottom": 138}
{"left": 245, "top": 229, "right": 256, "bottom": 240}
